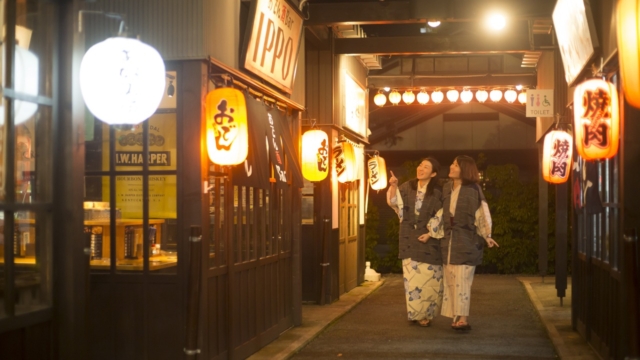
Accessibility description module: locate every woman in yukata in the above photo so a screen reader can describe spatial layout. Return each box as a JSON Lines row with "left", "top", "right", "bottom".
{"left": 386, "top": 157, "right": 444, "bottom": 327}
{"left": 428, "top": 155, "right": 499, "bottom": 330}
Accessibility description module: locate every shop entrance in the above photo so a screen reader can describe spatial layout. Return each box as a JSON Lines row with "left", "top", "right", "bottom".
{"left": 339, "top": 181, "right": 359, "bottom": 295}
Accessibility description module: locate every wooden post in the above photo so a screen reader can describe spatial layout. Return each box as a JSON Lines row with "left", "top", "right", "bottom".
{"left": 184, "top": 226, "right": 203, "bottom": 357}
{"left": 538, "top": 143, "right": 549, "bottom": 278}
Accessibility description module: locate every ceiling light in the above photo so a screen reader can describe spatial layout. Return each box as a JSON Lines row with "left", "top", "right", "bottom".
{"left": 431, "top": 90, "right": 444, "bottom": 104}
{"left": 388, "top": 89, "right": 401, "bottom": 105}
{"left": 374, "top": 90, "right": 387, "bottom": 107}
{"left": 427, "top": 20, "right": 441, "bottom": 28}
{"left": 383, "top": 87, "right": 390, "bottom": 92}
{"left": 460, "top": 89, "right": 473, "bottom": 103}
{"left": 515, "top": 84, "right": 523, "bottom": 91}
{"left": 518, "top": 92, "right": 527, "bottom": 104}
{"left": 402, "top": 90, "right": 415, "bottom": 105}
{"left": 475, "top": 90, "right": 488, "bottom": 103}
{"left": 490, "top": 89, "right": 503, "bottom": 102}
{"left": 417, "top": 89, "right": 430, "bottom": 105}
{"left": 487, "top": 13, "right": 507, "bottom": 31}
{"left": 504, "top": 89, "right": 517, "bottom": 103}
{"left": 446, "top": 89, "right": 459, "bottom": 103}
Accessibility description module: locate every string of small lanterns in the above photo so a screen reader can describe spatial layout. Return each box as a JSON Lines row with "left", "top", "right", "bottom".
{"left": 373, "top": 88, "right": 529, "bottom": 106}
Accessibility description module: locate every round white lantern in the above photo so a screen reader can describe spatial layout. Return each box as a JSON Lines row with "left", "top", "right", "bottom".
{"left": 0, "top": 45, "right": 39, "bottom": 126}
{"left": 402, "top": 90, "right": 415, "bottom": 105}
{"left": 446, "top": 89, "right": 459, "bottom": 103}
{"left": 431, "top": 90, "right": 444, "bottom": 104}
{"left": 504, "top": 89, "right": 517, "bottom": 103}
{"left": 388, "top": 89, "right": 401, "bottom": 105}
{"left": 80, "top": 37, "right": 166, "bottom": 125}
{"left": 475, "top": 89, "right": 488, "bottom": 103}
{"left": 460, "top": 89, "right": 473, "bottom": 103}
{"left": 373, "top": 91, "right": 387, "bottom": 107}
{"left": 416, "top": 90, "right": 430, "bottom": 105}
{"left": 490, "top": 89, "right": 503, "bottom": 102}
{"left": 518, "top": 92, "right": 527, "bottom": 104}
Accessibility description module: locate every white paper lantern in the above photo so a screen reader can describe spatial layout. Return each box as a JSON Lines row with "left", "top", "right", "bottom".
{"left": 431, "top": 90, "right": 444, "bottom": 104}
{"left": 460, "top": 89, "right": 473, "bottom": 103}
{"left": 80, "top": 37, "right": 166, "bottom": 125}
{"left": 373, "top": 91, "right": 387, "bottom": 107}
{"left": 402, "top": 90, "right": 415, "bottom": 105}
{"left": 475, "top": 89, "right": 488, "bottom": 103}
{"left": 0, "top": 45, "right": 39, "bottom": 125}
{"left": 490, "top": 89, "right": 503, "bottom": 102}
{"left": 388, "top": 89, "right": 401, "bottom": 105}
{"left": 518, "top": 92, "right": 527, "bottom": 104}
{"left": 446, "top": 89, "right": 459, "bottom": 103}
{"left": 416, "top": 90, "right": 430, "bottom": 105}
{"left": 504, "top": 89, "right": 517, "bottom": 103}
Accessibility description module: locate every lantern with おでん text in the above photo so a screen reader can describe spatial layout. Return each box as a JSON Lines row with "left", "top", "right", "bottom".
{"left": 301, "top": 129, "right": 329, "bottom": 181}
{"left": 333, "top": 142, "right": 357, "bottom": 183}
{"left": 205, "top": 88, "right": 249, "bottom": 166}
{"left": 542, "top": 130, "right": 573, "bottom": 184}
{"left": 367, "top": 154, "right": 388, "bottom": 190}
{"left": 573, "top": 79, "right": 619, "bottom": 160}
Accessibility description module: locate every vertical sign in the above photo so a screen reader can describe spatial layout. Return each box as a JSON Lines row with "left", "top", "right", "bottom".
{"left": 244, "top": 0, "right": 304, "bottom": 94}
{"left": 526, "top": 89, "right": 554, "bottom": 117}
{"left": 343, "top": 72, "right": 367, "bottom": 137}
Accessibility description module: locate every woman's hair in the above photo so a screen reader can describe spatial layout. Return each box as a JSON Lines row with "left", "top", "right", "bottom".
{"left": 455, "top": 155, "right": 480, "bottom": 185}
{"left": 410, "top": 157, "right": 441, "bottom": 196}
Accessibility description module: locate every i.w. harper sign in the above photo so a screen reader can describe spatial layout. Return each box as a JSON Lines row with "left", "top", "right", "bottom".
{"left": 243, "top": 0, "right": 303, "bottom": 94}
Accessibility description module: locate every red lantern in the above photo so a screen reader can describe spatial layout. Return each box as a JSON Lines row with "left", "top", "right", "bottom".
{"left": 542, "top": 130, "right": 573, "bottom": 184}
{"left": 205, "top": 88, "right": 249, "bottom": 166}
{"left": 573, "top": 79, "right": 619, "bottom": 160}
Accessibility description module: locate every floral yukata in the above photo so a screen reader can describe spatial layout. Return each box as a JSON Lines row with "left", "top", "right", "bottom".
{"left": 388, "top": 179, "right": 443, "bottom": 322}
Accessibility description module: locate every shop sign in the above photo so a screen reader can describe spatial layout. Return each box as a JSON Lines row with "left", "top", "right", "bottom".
{"left": 344, "top": 72, "right": 367, "bottom": 137}
{"left": 115, "top": 151, "right": 171, "bottom": 166}
{"left": 243, "top": 0, "right": 304, "bottom": 94}
{"left": 525, "top": 90, "right": 554, "bottom": 117}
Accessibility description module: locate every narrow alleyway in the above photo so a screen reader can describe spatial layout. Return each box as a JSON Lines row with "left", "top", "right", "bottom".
{"left": 292, "top": 274, "right": 557, "bottom": 360}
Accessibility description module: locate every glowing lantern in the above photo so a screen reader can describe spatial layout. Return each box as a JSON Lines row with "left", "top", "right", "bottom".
{"left": 374, "top": 91, "right": 387, "bottom": 107}
{"left": 460, "top": 89, "right": 473, "bottom": 103}
{"left": 475, "top": 89, "right": 488, "bottom": 103}
{"left": 490, "top": 89, "right": 503, "bottom": 102}
{"left": 301, "top": 129, "right": 329, "bottom": 181}
{"left": 417, "top": 90, "right": 430, "bottom": 105}
{"left": 446, "top": 89, "right": 459, "bottom": 103}
{"left": 80, "top": 37, "right": 166, "bottom": 125}
{"left": 333, "top": 142, "right": 356, "bottom": 183}
{"left": 388, "top": 89, "right": 401, "bottom": 105}
{"left": 367, "top": 154, "right": 388, "bottom": 190}
{"left": 402, "top": 90, "right": 415, "bottom": 105}
{"left": 504, "top": 89, "right": 517, "bottom": 103}
{"left": 617, "top": 0, "right": 640, "bottom": 108}
{"left": 205, "top": 88, "right": 249, "bottom": 166}
{"left": 431, "top": 90, "right": 444, "bottom": 104}
{"left": 518, "top": 92, "right": 527, "bottom": 104}
{"left": 573, "top": 79, "right": 620, "bottom": 160}
{"left": 542, "top": 130, "right": 573, "bottom": 184}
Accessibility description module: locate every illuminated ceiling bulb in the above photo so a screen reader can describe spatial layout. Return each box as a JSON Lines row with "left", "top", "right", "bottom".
{"left": 487, "top": 13, "right": 507, "bottom": 31}
{"left": 373, "top": 91, "right": 387, "bottom": 107}
{"left": 475, "top": 89, "right": 488, "bottom": 103}
{"left": 427, "top": 20, "right": 441, "bottom": 27}
{"left": 490, "top": 89, "right": 503, "bottom": 102}
{"left": 431, "top": 90, "right": 444, "bottom": 104}
{"left": 518, "top": 92, "right": 527, "bottom": 104}
{"left": 388, "top": 89, "right": 401, "bottom": 105}
{"left": 516, "top": 84, "right": 523, "bottom": 91}
{"left": 460, "top": 89, "right": 473, "bottom": 103}
{"left": 402, "top": 90, "right": 415, "bottom": 105}
{"left": 446, "top": 89, "right": 459, "bottom": 103}
{"left": 504, "top": 89, "right": 517, "bottom": 103}
{"left": 417, "top": 90, "right": 430, "bottom": 105}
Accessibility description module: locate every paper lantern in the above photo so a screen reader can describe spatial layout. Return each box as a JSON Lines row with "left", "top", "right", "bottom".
{"left": 417, "top": 90, "right": 430, "bottom": 105}
{"left": 333, "top": 142, "right": 357, "bottom": 183}
{"left": 446, "top": 89, "right": 459, "bottom": 103}
{"left": 373, "top": 91, "right": 387, "bottom": 107}
{"left": 573, "top": 79, "right": 620, "bottom": 160}
{"left": 504, "top": 89, "right": 517, "bottom": 103}
{"left": 431, "top": 90, "right": 444, "bottom": 104}
{"left": 518, "top": 92, "right": 527, "bottom": 104}
{"left": 302, "top": 129, "right": 329, "bottom": 181}
{"left": 368, "top": 154, "right": 388, "bottom": 190}
{"left": 0, "top": 45, "right": 39, "bottom": 126}
{"left": 617, "top": 0, "right": 640, "bottom": 108}
{"left": 388, "top": 89, "right": 401, "bottom": 105}
{"left": 542, "top": 130, "right": 573, "bottom": 184}
{"left": 205, "top": 88, "right": 249, "bottom": 166}
{"left": 476, "top": 89, "right": 488, "bottom": 103}
{"left": 490, "top": 89, "right": 503, "bottom": 102}
{"left": 402, "top": 90, "right": 415, "bottom": 105}
{"left": 460, "top": 89, "right": 473, "bottom": 103}
{"left": 80, "top": 37, "right": 166, "bottom": 125}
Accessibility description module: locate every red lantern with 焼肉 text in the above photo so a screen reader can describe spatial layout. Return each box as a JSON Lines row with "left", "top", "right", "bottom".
{"left": 333, "top": 142, "right": 356, "bottom": 183}
{"left": 301, "top": 129, "right": 329, "bottom": 181}
{"left": 542, "top": 130, "right": 573, "bottom": 184}
{"left": 368, "top": 154, "right": 388, "bottom": 190}
{"left": 573, "top": 79, "right": 619, "bottom": 160}
{"left": 205, "top": 88, "right": 249, "bottom": 166}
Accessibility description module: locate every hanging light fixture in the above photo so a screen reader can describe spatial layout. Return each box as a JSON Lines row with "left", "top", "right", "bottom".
{"left": 475, "top": 89, "right": 488, "bottom": 103}
{"left": 542, "top": 130, "right": 573, "bottom": 184}
{"left": 490, "top": 89, "right": 503, "bottom": 102}
{"left": 373, "top": 90, "right": 387, "bottom": 107}
{"left": 302, "top": 129, "right": 330, "bottom": 182}
{"left": 617, "top": 0, "right": 640, "bottom": 108}
{"left": 446, "top": 89, "right": 459, "bottom": 103}
{"left": 416, "top": 89, "right": 430, "bottom": 105}
{"left": 574, "top": 78, "right": 620, "bottom": 160}
{"left": 402, "top": 90, "right": 415, "bottom": 105}
{"left": 504, "top": 89, "right": 517, "bottom": 103}
{"left": 205, "top": 87, "right": 249, "bottom": 166}
{"left": 368, "top": 152, "right": 388, "bottom": 190}
{"left": 0, "top": 45, "right": 39, "bottom": 126}
{"left": 518, "top": 92, "right": 527, "bottom": 104}
{"left": 431, "top": 89, "right": 444, "bottom": 104}
{"left": 460, "top": 89, "right": 473, "bottom": 103}
{"left": 334, "top": 141, "right": 357, "bottom": 183}
{"left": 388, "top": 89, "right": 401, "bottom": 105}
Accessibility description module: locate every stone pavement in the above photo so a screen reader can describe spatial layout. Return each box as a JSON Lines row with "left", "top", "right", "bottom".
{"left": 250, "top": 274, "right": 600, "bottom": 360}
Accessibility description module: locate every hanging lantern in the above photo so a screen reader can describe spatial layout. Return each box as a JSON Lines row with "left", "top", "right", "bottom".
{"left": 518, "top": 92, "right": 527, "bottom": 104}
{"left": 431, "top": 90, "right": 444, "bottom": 104}
{"left": 504, "top": 89, "right": 517, "bottom": 103}
{"left": 617, "top": 0, "right": 640, "bottom": 108}
{"left": 373, "top": 90, "right": 387, "bottom": 107}
{"left": 205, "top": 87, "right": 249, "bottom": 166}
{"left": 446, "top": 89, "right": 459, "bottom": 103}
{"left": 0, "top": 45, "right": 39, "bottom": 126}
{"left": 574, "top": 79, "right": 620, "bottom": 160}
{"left": 475, "top": 89, "right": 488, "bottom": 103}
{"left": 388, "top": 89, "right": 401, "bottom": 105}
{"left": 301, "top": 129, "right": 329, "bottom": 182}
{"left": 367, "top": 154, "right": 388, "bottom": 190}
{"left": 490, "top": 89, "right": 503, "bottom": 102}
{"left": 460, "top": 89, "right": 473, "bottom": 103}
{"left": 80, "top": 37, "right": 166, "bottom": 125}
{"left": 417, "top": 89, "right": 430, "bottom": 105}
{"left": 542, "top": 130, "right": 573, "bottom": 184}
{"left": 402, "top": 90, "right": 415, "bottom": 105}
{"left": 333, "top": 141, "right": 356, "bottom": 183}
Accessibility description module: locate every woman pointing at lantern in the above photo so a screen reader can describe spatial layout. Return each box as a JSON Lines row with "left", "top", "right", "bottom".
{"left": 386, "top": 158, "right": 444, "bottom": 327}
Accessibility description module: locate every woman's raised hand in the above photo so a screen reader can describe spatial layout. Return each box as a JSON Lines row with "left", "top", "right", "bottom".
{"left": 389, "top": 171, "right": 398, "bottom": 188}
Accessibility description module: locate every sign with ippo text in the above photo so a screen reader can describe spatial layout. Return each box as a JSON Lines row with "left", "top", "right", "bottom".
{"left": 244, "top": 0, "right": 303, "bottom": 94}
{"left": 526, "top": 90, "right": 554, "bottom": 118}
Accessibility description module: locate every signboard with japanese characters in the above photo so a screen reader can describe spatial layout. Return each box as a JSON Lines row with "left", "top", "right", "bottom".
{"left": 525, "top": 89, "right": 554, "bottom": 118}
{"left": 343, "top": 71, "right": 367, "bottom": 138}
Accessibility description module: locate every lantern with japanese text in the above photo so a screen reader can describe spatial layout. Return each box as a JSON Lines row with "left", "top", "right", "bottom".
{"left": 573, "top": 79, "right": 619, "bottom": 160}
{"left": 542, "top": 130, "right": 573, "bottom": 184}
{"left": 617, "top": 0, "right": 640, "bottom": 108}
{"left": 333, "top": 142, "right": 357, "bottom": 183}
{"left": 301, "top": 129, "right": 329, "bottom": 181}
{"left": 367, "top": 154, "right": 388, "bottom": 190}
{"left": 205, "top": 88, "right": 249, "bottom": 166}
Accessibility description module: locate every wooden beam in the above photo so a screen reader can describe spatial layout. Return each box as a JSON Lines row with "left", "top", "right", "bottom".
{"left": 306, "top": 1, "right": 413, "bottom": 26}
{"left": 368, "top": 74, "right": 537, "bottom": 88}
